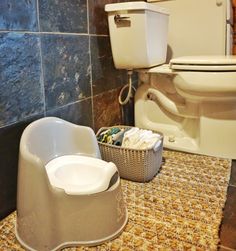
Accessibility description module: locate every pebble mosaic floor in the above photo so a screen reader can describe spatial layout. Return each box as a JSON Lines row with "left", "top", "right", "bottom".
{"left": 0, "top": 150, "right": 232, "bottom": 251}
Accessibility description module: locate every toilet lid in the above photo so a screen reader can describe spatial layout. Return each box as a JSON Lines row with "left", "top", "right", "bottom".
{"left": 45, "top": 155, "right": 118, "bottom": 195}
{"left": 105, "top": 2, "right": 169, "bottom": 15}
{"left": 170, "top": 56, "right": 236, "bottom": 71}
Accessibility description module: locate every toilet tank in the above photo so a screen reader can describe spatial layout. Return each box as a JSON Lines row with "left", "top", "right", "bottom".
{"left": 105, "top": 2, "right": 169, "bottom": 69}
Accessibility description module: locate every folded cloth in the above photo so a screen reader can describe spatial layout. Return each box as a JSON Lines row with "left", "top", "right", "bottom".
{"left": 121, "top": 127, "right": 139, "bottom": 147}
{"left": 97, "top": 127, "right": 133, "bottom": 145}
{"left": 97, "top": 127, "right": 121, "bottom": 143}
{"left": 122, "top": 128, "right": 161, "bottom": 150}
{"left": 113, "top": 128, "right": 131, "bottom": 146}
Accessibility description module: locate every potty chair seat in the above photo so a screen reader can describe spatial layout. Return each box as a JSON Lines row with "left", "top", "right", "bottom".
{"left": 46, "top": 155, "right": 118, "bottom": 195}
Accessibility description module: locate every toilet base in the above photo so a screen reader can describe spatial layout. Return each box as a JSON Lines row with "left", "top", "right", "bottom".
{"left": 135, "top": 83, "right": 236, "bottom": 159}
{"left": 136, "top": 115, "right": 236, "bottom": 159}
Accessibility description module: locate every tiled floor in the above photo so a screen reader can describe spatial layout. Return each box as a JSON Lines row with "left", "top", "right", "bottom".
{"left": 219, "top": 160, "right": 236, "bottom": 251}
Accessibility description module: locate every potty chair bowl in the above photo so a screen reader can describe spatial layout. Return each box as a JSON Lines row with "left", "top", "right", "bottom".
{"left": 16, "top": 117, "right": 128, "bottom": 251}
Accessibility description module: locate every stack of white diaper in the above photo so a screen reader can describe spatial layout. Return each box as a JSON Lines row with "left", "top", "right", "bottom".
{"left": 121, "top": 127, "right": 161, "bottom": 150}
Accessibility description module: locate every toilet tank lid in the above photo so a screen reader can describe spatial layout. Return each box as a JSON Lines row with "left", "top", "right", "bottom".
{"left": 105, "top": 2, "right": 169, "bottom": 15}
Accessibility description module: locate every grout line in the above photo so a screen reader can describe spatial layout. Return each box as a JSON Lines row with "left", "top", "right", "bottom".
{"left": 0, "top": 112, "right": 44, "bottom": 130}
{"left": 36, "top": 0, "right": 46, "bottom": 116}
{"left": 89, "top": 33, "right": 109, "bottom": 37}
{"left": 36, "top": 31, "right": 89, "bottom": 36}
{"left": 0, "top": 97, "right": 92, "bottom": 130}
{"left": 36, "top": 0, "right": 40, "bottom": 32}
{"left": 47, "top": 97, "right": 92, "bottom": 112}
{"left": 89, "top": 36, "right": 95, "bottom": 130}
{"left": 93, "top": 87, "right": 121, "bottom": 98}
{"left": 87, "top": 0, "right": 95, "bottom": 129}
{"left": 86, "top": 0, "right": 89, "bottom": 35}
{"left": 38, "top": 38, "right": 46, "bottom": 117}
{"left": 0, "top": 30, "right": 108, "bottom": 37}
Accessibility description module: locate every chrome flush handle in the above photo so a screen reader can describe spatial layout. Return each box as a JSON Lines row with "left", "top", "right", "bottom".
{"left": 114, "top": 14, "right": 130, "bottom": 24}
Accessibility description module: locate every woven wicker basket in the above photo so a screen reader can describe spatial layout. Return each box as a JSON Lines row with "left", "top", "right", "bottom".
{"left": 96, "top": 126, "right": 163, "bottom": 182}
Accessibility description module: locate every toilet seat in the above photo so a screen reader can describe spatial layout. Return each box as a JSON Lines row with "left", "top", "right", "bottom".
{"left": 170, "top": 55, "right": 236, "bottom": 71}
{"left": 45, "top": 155, "right": 118, "bottom": 195}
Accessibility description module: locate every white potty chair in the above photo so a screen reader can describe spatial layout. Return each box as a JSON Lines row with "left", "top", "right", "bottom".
{"left": 16, "top": 117, "right": 128, "bottom": 251}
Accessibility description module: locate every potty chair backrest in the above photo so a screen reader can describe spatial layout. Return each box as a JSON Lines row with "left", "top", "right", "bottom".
{"left": 20, "top": 117, "right": 101, "bottom": 165}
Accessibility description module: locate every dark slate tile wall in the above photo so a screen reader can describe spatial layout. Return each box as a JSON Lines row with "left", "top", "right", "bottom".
{"left": 39, "top": 0, "right": 87, "bottom": 33}
{"left": 0, "top": 0, "right": 38, "bottom": 31}
{"left": 0, "top": 0, "right": 135, "bottom": 220}
{"left": 41, "top": 34, "right": 91, "bottom": 110}
{"left": 0, "top": 32, "right": 43, "bottom": 126}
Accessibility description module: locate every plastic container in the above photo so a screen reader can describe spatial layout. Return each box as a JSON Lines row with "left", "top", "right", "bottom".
{"left": 16, "top": 117, "right": 128, "bottom": 250}
{"left": 96, "top": 126, "right": 163, "bottom": 182}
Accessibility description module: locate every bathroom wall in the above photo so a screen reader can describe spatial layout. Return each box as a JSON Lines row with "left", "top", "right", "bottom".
{"left": 0, "top": 0, "right": 140, "bottom": 220}
{"left": 233, "top": 0, "right": 236, "bottom": 54}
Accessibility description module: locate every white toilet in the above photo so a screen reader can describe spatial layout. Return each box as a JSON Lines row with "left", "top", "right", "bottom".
{"left": 105, "top": 0, "right": 236, "bottom": 159}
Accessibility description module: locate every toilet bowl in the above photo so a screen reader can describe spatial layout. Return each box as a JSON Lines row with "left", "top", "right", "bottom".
{"left": 16, "top": 117, "right": 128, "bottom": 251}
{"left": 46, "top": 155, "right": 118, "bottom": 195}
{"left": 170, "top": 56, "right": 236, "bottom": 100}
{"left": 135, "top": 56, "right": 236, "bottom": 158}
